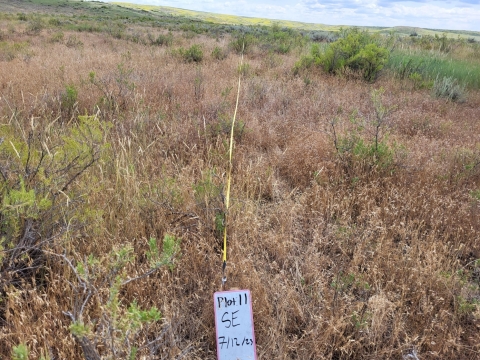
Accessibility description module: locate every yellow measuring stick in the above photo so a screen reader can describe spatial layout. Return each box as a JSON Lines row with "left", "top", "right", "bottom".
{"left": 222, "top": 48, "right": 244, "bottom": 274}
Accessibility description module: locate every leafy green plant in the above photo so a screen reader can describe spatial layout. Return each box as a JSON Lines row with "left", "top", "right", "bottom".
{"left": 59, "top": 234, "right": 180, "bottom": 359}
{"left": 347, "top": 43, "right": 389, "bottom": 81}
{"left": 351, "top": 306, "right": 371, "bottom": 329}
{"left": 0, "top": 114, "right": 109, "bottom": 290}
{"left": 11, "top": 343, "right": 29, "bottom": 360}
{"left": 293, "top": 43, "right": 322, "bottom": 75}
{"left": 60, "top": 84, "right": 78, "bottom": 121}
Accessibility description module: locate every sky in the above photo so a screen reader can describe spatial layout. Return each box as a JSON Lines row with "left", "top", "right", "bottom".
{"left": 103, "top": 0, "right": 480, "bottom": 31}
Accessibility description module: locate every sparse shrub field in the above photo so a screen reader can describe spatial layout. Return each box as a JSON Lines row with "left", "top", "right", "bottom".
{"left": 0, "top": 1, "right": 480, "bottom": 359}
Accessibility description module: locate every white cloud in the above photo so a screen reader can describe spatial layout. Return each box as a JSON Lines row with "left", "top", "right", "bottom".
{"left": 100, "top": 0, "right": 480, "bottom": 30}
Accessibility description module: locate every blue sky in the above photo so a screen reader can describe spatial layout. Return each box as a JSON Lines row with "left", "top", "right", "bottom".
{"left": 102, "top": 1, "right": 480, "bottom": 31}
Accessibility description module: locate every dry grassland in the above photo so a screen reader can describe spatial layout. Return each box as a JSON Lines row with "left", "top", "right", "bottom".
{"left": 1, "top": 18, "right": 480, "bottom": 360}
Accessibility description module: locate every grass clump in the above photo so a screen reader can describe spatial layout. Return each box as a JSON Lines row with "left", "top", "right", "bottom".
{"left": 387, "top": 50, "right": 480, "bottom": 89}
{"left": 148, "top": 32, "right": 173, "bottom": 46}
{"left": 178, "top": 44, "right": 203, "bottom": 63}
{"left": 212, "top": 46, "right": 227, "bottom": 60}
{"left": 432, "top": 75, "right": 467, "bottom": 102}
{"left": 11, "top": 343, "right": 29, "bottom": 360}
{"left": 0, "top": 41, "right": 30, "bottom": 61}
{"left": 230, "top": 33, "right": 256, "bottom": 54}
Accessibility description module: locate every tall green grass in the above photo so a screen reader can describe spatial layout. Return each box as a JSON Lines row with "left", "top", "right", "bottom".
{"left": 387, "top": 49, "right": 480, "bottom": 89}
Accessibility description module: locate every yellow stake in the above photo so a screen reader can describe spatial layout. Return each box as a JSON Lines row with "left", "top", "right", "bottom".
{"left": 222, "top": 48, "right": 244, "bottom": 266}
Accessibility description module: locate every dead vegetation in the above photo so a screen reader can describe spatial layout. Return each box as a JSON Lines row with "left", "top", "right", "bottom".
{"left": 0, "top": 10, "right": 480, "bottom": 360}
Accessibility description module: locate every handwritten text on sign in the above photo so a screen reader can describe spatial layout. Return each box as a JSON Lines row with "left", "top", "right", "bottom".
{"left": 214, "top": 290, "right": 257, "bottom": 360}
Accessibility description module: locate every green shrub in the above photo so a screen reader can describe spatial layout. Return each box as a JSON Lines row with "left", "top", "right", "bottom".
{"left": 65, "top": 35, "right": 83, "bottom": 48}
{"left": 432, "top": 75, "right": 467, "bottom": 102}
{"left": 48, "top": 17, "right": 62, "bottom": 27}
{"left": 347, "top": 43, "right": 389, "bottom": 82}
{"left": 0, "top": 41, "right": 30, "bottom": 61}
{"left": 0, "top": 114, "right": 109, "bottom": 290}
{"left": 60, "top": 84, "right": 78, "bottom": 120}
{"left": 62, "top": 234, "right": 180, "bottom": 359}
{"left": 293, "top": 43, "right": 322, "bottom": 75}
{"left": 25, "top": 18, "right": 45, "bottom": 35}
{"left": 49, "top": 31, "right": 64, "bottom": 43}
{"left": 230, "top": 33, "right": 256, "bottom": 54}
{"left": 149, "top": 32, "right": 173, "bottom": 46}
{"left": 320, "top": 29, "right": 388, "bottom": 81}
{"left": 179, "top": 44, "right": 203, "bottom": 63}
{"left": 332, "top": 88, "right": 397, "bottom": 175}
{"left": 294, "top": 29, "right": 388, "bottom": 81}
{"left": 212, "top": 46, "right": 227, "bottom": 60}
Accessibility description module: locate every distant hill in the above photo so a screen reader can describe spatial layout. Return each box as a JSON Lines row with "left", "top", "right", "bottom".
{"left": 1, "top": 0, "right": 479, "bottom": 40}
{"left": 111, "top": 2, "right": 480, "bottom": 40}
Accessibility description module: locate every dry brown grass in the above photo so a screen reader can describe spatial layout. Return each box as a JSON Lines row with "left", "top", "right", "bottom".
{"left": 1, "top": 17, "right": 480, "bottom": 360}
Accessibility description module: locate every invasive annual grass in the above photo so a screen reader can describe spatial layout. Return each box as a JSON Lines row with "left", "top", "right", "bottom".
{"left": 0, "top": 1, "right": 480, "bottom": 360}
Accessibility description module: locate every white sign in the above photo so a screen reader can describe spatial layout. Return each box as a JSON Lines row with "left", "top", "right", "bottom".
{"left": 214, "top": 289, "right": 257, "bottom": 360}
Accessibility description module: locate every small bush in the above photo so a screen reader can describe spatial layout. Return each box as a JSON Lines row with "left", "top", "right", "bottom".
{"left": 17, "top": 13, "right": 27, "bottom": 21}
{"left": 65, "top": 35, "right": 83, "bottom": 49}
{"left": 307, "top": 30, "right": 337, "bottom": 43}
{"left": 49, "top": 31, "right": 64, "bottom": 43}
{"left": 237, "top": 63, "right": 251, "bottom": 77}
{"left": 0, "top": 41, "right": 30, "bottom": 61}
{"left": 48, "top": 17, "right": 62, "bottom": 27}
{"left": 294, "top": 29, "right": 388, "bottom": 81}
{"left": 320, "top": 29, "right": 388, "bottom": 81}
{"left": 432, "top": 75, "right": 467, "bottom": 102}
{"left": 179, "top": 44, "right": 203, "bottom": 63}
{"left": 25, "top": 18, "right": 45, "bottom": 35}
{"left": 149, "top": 32, "right": 173, "bottom": 46}
{"left": 348, "top": 43, "right": 389, "bottom": 82}
{"left": 60, "top": 84, "right": 78, "bottom": 120}
{"left": 212, "top": 46, "right": 227, "bottom": 60}
{"left": 293, "top": 43, "right": 322, "bottom": 75}
{"left": 230, "top": 33, "right": 256, "bottom": 54}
